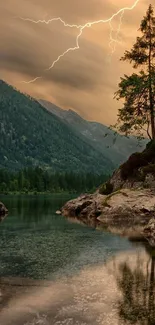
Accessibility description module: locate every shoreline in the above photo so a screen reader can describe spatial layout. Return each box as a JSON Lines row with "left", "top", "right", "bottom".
{"left": 0, "top": 191, "right": 77, "bottom": 197}
{"left": 61, "top": 188, "right": 155, "bottom": 245}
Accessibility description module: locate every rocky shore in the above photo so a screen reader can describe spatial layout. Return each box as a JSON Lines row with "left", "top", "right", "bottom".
{"left": 0, "top": 202, "right": 8, "bottom": 221}
{"left": 61, "top": 189, "right": 155, "bottom": 242}
{"left": 61, "top": 141, "right": 155, "bottom": 246}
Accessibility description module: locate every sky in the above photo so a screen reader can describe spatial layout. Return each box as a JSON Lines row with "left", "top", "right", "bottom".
{"left": 0, "top": 0, "right": 153, "bottom": 125}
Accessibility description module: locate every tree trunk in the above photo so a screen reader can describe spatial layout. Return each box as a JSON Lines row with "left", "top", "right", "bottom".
{"left": 150, "top": 110, "right": 155, "bottom": 139}
{"left": 148, "top": 11, "right": 155, "bottom": 139}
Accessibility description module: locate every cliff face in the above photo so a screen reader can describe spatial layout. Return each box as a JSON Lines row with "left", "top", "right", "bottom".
{"left": 61, "top": 141, "right": 155, "bottom": 244}
{"left": 109, "top": 140, "right": 155, "bottom": 191}
{"left": 109, "top": 167, "right": 155, "bottom": 192}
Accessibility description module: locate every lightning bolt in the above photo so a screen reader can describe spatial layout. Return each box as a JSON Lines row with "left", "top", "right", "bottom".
{"left": 22, "top": 76, "right": 42, "bottom": 84}
{"left": 46, "top": 28, "right": 83, "bottom": 71}
{"left": 19, "top": 0, "right": 140, "bottom": 84}
{"left": 109, "top": 10, "right": 124, "bottom": 55}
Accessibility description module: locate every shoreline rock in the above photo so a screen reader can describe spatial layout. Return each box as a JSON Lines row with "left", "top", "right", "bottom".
{"left": 0, "top": 202, "right": 8, "bottom": 221}
{"left": 61, "top": 193, "right": 104, "bottom": 227}
{"left": 61, "top": 189, "right": 155, "bottom": 242}
{"left": 61, "top": 142, "right": 155, "bottom": 243}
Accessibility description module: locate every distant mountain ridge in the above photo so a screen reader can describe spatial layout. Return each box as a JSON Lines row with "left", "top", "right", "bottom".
{"left": 39, "top": 99, "right": 147, "bottom": 166}
{"left": 0, "top": 80, "right": 114, "bottom": 173}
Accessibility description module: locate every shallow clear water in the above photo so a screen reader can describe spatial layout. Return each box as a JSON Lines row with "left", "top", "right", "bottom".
{"left": 0, "top": 195, "right": 154, "bottom": 325}
{"left": 0, "top": 194, "right": 133, "bottom": 279}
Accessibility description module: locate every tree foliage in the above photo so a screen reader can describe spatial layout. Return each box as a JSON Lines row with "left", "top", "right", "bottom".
{"left": 115, "top": 4, "right": 155, "bottom": 139}
{"left": 0, "top": 167, "right": 109, "bottom": 194}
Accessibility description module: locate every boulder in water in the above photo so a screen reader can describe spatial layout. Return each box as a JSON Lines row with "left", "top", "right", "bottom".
{"left": 55, "top": 210, "right": 61, "bottom": 215}
{"left": 0, "top": 202, "right": 8, "bottom": 219}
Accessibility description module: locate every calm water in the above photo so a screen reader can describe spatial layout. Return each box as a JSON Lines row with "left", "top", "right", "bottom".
{"left": 0, "top": 195, "right": 154, "bottom": 325}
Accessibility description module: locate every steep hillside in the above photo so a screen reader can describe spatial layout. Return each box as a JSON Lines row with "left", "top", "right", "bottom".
{"left": 0, "top": 80, "right": 114, "bottom": 173}
{"left": 40, "top": 100, "right": 147, "bottom": 166}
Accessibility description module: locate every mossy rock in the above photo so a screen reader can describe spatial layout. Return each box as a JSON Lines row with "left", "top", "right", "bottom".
{"left": 145, "top": 139, "right": 155, "bottom": 152}
{"left": 103, "top": 189, "right": 128, "bottom": 207}
{"left": 142, "top": 164, "right": 155, "bottom": 176}
{"left": 120, "top": 152, "right": 148, "bottom": 180}
{"left": 99, "top": 182, "right": 113, "bottom": 195}
{"left": 120, "top": 141, "right": 155, "bottom": 181}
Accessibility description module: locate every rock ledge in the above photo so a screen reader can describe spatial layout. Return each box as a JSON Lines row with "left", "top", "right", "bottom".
{"left": 61, "top": 189, "right": 155, "bottom": 241}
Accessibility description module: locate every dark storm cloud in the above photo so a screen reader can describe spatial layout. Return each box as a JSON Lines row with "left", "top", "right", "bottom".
{"left": 1, "top": 23, "right": 110, "bottom": 91}
{"left": 0, "top": 40, "right": 108, "bottom": 90}
{"left": 23, "top": 0, "right": 115, "bottom": 24}
{"left": 0, "top": 0, "right": 152, "bottom": 124}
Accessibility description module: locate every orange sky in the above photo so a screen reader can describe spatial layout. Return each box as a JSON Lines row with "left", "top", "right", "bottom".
{"left": 0, "top": 0, "right": 153, "bottom": 125}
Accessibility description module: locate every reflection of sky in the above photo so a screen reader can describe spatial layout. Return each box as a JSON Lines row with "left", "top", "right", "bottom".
{"left": 0, "top": 248, "right": 153, "bottom": 325}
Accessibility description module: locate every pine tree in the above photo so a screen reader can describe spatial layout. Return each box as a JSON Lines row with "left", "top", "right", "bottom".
{"left": 115, "top": 5, "right": 155, "bottom": 139}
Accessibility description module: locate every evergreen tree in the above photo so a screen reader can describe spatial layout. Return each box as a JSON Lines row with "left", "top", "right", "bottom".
{"left": 0, "top": 168, "right": 108, "bottom": 194}
{"left": 115, "top": 5, "right": 155, "bottom": 139}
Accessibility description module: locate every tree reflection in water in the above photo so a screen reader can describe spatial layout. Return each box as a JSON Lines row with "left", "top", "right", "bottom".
{"left": 116, "top": 244, "right": 155, "bottom": 325}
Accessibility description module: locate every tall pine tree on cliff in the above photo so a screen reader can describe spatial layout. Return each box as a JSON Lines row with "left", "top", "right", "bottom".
{"left": 115, "top": 4, "right": 155, "bottom": 139}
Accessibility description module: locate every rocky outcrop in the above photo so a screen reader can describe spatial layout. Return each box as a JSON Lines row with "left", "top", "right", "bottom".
{"left": 98, "top": 189, "right": 155, "bottom": 224}
{"left": 0, "top": 202, "right": 8, "bottom": 219}
{"left": 108, "top": 141, "right": 155, "bottom": 192}
{"left": 109, "top": 167, "right": 155, "bottom": 192}
{"left": 109, "top": 168, "right": 142, "bottom": 191}
{"left": 62, "top": 189, "right": 155, "bottom": 239}
{"left": 61, "top": 193, "right": 104, "bottom": 227}
{"left": 62, "top": 142, "right": 155, "bottom": 241}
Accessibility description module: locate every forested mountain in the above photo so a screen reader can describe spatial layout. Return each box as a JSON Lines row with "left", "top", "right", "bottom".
{"left": 40, "top": 100, "right": 147, "bottom": 165}
{"left": 0, "top": 80, "right": 114, "bottom": 173}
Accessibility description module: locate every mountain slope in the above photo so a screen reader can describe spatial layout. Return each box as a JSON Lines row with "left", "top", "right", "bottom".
{"left": 40, "top": 99, "right": 147, "bottom": 166}
{"left": 0, "top": 80, "right": 114, "bottom": 173}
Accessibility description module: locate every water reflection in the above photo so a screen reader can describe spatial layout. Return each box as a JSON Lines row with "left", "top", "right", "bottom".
{"left": 0, "top": 195, "right": 73, "bottom": 224}
{"left": 116, "top": 244, "right": 155, "bottom": 325}
{"left": 0, "top": 195, "right": 132, "bottom": 280}
{"left": 0, "top": 245, "right": 154, "bottom": 325}
{"left": 0, "top": 196, "right": 154, "bottom": 324}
